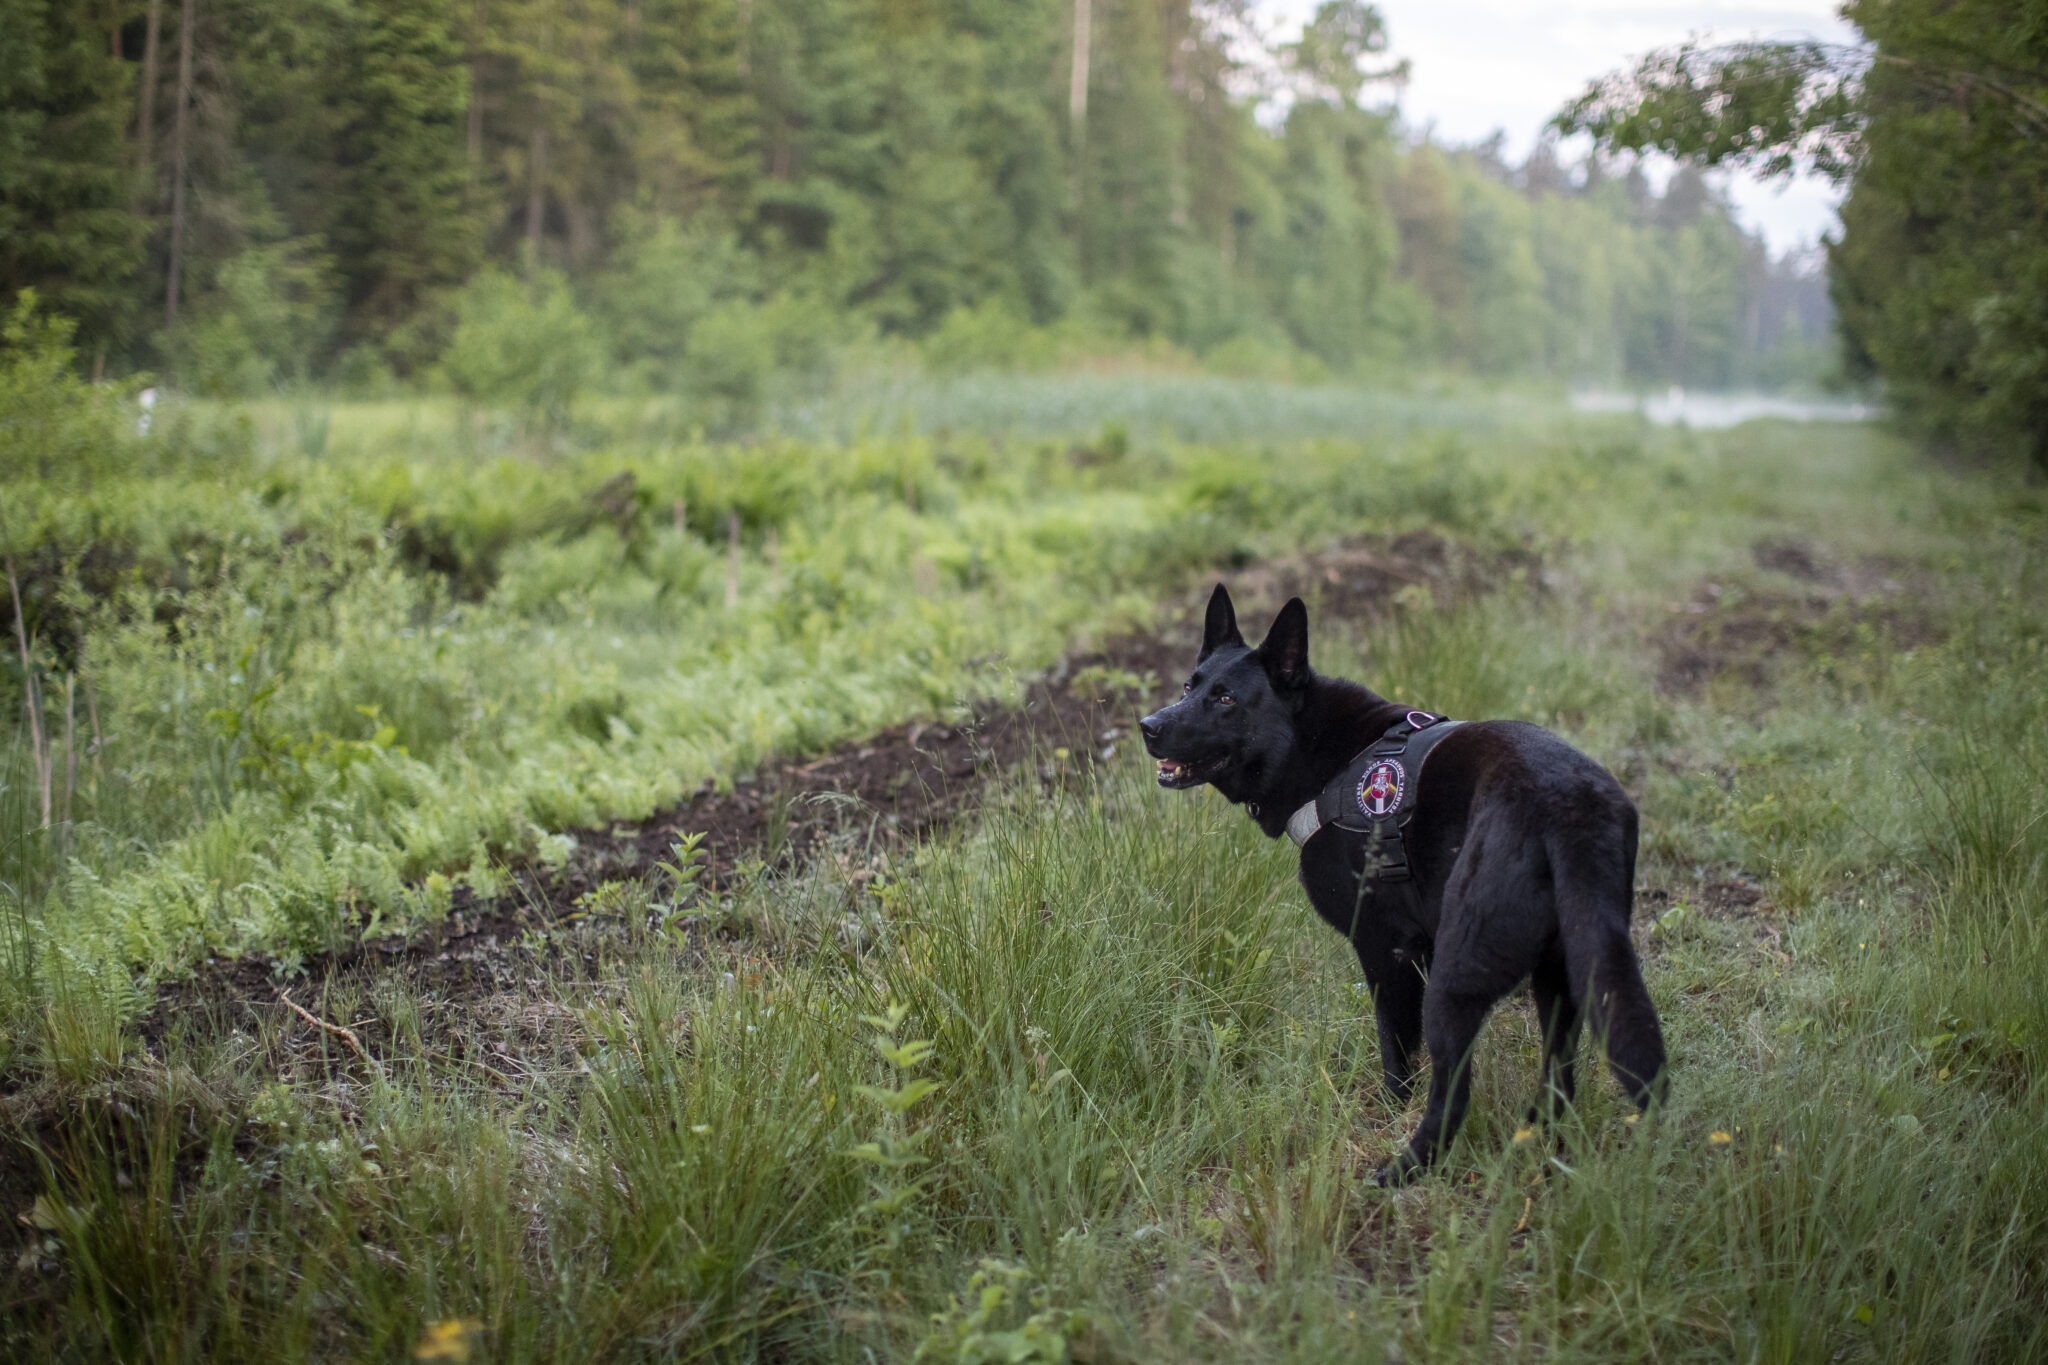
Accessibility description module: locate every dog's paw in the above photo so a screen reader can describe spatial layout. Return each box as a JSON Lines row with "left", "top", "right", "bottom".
{"left": 1370, "top": 1152, "right": 1423, "bottom": 1188}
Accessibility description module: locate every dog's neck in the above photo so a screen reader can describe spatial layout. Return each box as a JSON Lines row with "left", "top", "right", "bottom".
{"left": 1239, "top": 672, "right": 1408, "bottom": 839}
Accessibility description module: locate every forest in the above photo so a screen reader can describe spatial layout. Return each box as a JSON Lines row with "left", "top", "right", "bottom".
{"left": 4, "top": 0, "right": 1830, "bottom": 401}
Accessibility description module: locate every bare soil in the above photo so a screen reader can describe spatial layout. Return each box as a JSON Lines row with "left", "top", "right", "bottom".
{"left": 1654, "top": 537, "right": 1943, "bottom": 696}
{"left": 133, "top": 531, "right": 1494, "bottom": 1052}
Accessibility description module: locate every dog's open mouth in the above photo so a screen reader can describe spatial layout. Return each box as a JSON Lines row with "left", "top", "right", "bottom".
{"left": 1155, "top": 757, "right": 1213, "bottom": 789}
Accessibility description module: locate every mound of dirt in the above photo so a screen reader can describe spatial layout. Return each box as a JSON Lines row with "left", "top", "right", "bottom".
{"left": 1220, "top": 529, "right": 1536, "bottom": 625}
{"left": 1655, "top": 538, "right": 1941, "bottom": 696}
{"left": 139, "top": 531, "right": 1521, "bottom": 1039}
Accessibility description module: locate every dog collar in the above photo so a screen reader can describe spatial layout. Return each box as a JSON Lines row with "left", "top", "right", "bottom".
{"left": 1286, "top": 713, "right": 1464, "bottom": 848}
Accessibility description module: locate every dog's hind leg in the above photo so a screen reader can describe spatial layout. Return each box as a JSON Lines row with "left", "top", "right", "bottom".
{"left": 1375, "top": 815, "right": 1548, "bottom": 1185}
{"left": 1527, "top": 946, "right": 1582, "bottom": 1124}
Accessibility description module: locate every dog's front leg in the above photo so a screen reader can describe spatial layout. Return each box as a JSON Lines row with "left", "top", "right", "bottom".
{"left": 1365, "top": 955, "right": 1425, "bottom": 1103}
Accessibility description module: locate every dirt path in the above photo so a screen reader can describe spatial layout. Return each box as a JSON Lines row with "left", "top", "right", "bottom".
{"left": 137, "top": 528, "right": 1938, "bottom": 1053}
{"left": 142, "top": 531, "right": 1491, "bottom": 1039}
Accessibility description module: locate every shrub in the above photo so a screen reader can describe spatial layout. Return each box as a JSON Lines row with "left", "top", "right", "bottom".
{"left": 442, "top": 264, "right": 601, "bottom": 431}
{"left": 0, "top": 290, "right": 128, "bottom": 488}
{"left": 593, "top": 215, "right": 755, "bottom": 393}
{"left": 168, "top": 241, "right": 338, "bottom": 396}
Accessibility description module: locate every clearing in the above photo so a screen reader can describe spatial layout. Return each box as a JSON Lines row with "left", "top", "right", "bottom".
{"left": 4, "top": 385, "right": 2044, "bottom": 1362}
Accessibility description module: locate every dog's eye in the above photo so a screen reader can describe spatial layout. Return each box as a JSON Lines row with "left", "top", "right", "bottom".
{"left": 1216, "top": 692, "right": 1235, "bottom": 707}
{"left": 1182, "top": 680, "right": 1192, "bottom": 694}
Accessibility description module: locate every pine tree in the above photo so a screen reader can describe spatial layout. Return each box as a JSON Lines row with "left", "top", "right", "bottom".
{"left": 334, "top": 0, "right": 481, "bottom": 343}
{"left": 0, "top": 0, "right": 142, "bottom": 355}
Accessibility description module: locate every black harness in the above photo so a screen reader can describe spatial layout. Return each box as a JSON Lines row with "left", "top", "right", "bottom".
{"left": 1284, "top": 711, "right": 1464, "bottom": 936}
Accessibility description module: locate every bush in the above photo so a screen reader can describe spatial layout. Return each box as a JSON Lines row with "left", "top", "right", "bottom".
{"left": 685, "top": 298, "right": 778, "bottom": 406}
{"left": 168, "top": 241, "right": 338, "bottom": 396}
{"left": 683, "top": 292, "right": 840, "bottom": 419}
{"left": 442, "top": 264, "right": 601, "bottom": 431}
{"left": 0, "top": 291, "right": 129, "bottom": 488}
{"left": 593, "top": 215, "right": 755, "bottom": 393}
{"left": 923, "top": 300, "right": 1060, "bottom": 373}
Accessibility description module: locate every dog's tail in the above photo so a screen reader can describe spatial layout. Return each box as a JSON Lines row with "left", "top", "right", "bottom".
{"left": 1549, "top": 812, "right": 1667, "bottom": 1108}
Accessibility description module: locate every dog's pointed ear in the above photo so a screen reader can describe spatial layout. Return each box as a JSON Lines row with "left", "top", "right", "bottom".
{"left": 1258, "top": 597, "right": 1310, "bottom": 690}
{"left": 1198, "top": 583, "right": 1243, "bottom": 661}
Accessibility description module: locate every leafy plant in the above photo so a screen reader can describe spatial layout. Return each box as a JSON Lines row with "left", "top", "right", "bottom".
{"left": 846, "top": 1001, "right": 943, "bottom": 1270}
{"left": 206, "top": 655, "right": 401, "bottom": 814}
{"left": 441, "top": 265, "right": 600, "bottom": 433}
{"left": 914, "top": 1260, "right": 1090, "bottom": 1364}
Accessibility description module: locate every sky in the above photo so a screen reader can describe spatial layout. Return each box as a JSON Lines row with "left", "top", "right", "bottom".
{"left": 1259, "top": 1, "right": 1863, "bottom": 254}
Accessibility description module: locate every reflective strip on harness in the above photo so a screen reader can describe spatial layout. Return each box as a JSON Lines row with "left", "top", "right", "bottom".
{"left": 1284, "top": 716, "right": 1464, "bottom": 849}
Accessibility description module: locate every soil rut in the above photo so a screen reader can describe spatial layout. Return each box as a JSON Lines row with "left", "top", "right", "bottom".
{"left": 143, "top": 530, "right": 1489, "bottom": 1037}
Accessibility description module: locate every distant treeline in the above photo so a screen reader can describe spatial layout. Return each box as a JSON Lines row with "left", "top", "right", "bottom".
{"left": 3, "top": 0, "right": 1827, "bottom": 395}
{"left": 1562, "top": 0, "right": 2048, "bottom": 468}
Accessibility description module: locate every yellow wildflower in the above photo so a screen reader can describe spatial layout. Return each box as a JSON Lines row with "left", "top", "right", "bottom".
{"left": 415, "top": 1319, "right": 483, "bottom": 1362}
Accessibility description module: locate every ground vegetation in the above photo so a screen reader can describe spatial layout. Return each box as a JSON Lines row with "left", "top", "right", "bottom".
{"left": 2, "top": 336, "right": 2043, "bottom": 1357}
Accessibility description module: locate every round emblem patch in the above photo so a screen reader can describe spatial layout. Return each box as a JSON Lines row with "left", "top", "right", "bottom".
{"left": 1357, "top": 758, "right": 1406, "bottom": 819}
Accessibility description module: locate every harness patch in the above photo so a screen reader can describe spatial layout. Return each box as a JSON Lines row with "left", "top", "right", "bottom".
{"left": 1357, "top": 757, "right": 1405, "bottom": 819}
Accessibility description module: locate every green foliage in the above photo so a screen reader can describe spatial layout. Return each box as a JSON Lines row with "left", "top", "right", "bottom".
{"left": 1555, "top": 40, "right": 1861, "bottom": 180}
{"left": 0, "top": 291, "right": 130, "bottom": 487}
{"left": 847, "top": 1001, "right": 943, "bottom": 1267}
{"left": 590, "top": 215, "right": 753, "bottom": 392}
{"left": 0, "top": 0, "right": 139, "bottom": 353}
{"left": 1561, "top": 3, "right": 2048, "bottom": 466}
{"left": 168, "top": 241, "right": 339, "bottom": 395}
{"left": 915, "top": 1260, "right": 1090, "bottom": 1364}
{"left": 442, "top": 265, "right": 600, "bottom": 428}
{"left": 1281, "top": 0, "right": 1407, "bottom": 107}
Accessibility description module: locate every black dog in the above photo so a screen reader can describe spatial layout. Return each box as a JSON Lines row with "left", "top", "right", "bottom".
{"left": 1139, "top": 585, "right": 1666, "bottom": 1184}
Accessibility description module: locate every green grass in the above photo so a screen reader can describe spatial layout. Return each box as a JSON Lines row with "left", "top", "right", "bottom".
{"left": 1, "top": 379, "right": 1588, "bottom": 998}
{"left": 4, "top": 376, "right": 2046, "bottom": 1360}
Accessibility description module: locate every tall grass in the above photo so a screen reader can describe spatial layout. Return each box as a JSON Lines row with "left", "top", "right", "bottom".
{"left": 9, "top": 722, "right": 2045, "bottom": 1358}
{"left": 10, "top": 560, "right": 2048, "bottom": 1359}
{"left": 6, "top": 375, "right": 2047, "bottom": 1359}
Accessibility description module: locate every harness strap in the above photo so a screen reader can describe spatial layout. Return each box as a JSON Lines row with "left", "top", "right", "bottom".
{"left": 1284, "top": 712, "right": 1464, "bottom": 851}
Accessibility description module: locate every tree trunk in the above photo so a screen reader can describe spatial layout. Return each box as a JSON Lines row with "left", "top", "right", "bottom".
{"left": 525, "top": 122, "right": 548, "bottom": 259}
{"left": 467, "top": 0, "right": 485, "bottom": 170}
{"left": 165, "top": 0, "right": 195, "bottom": 328}
{"left": 565, "top": 197, "right": 597, "bottom": 266}
{"left": 1068, "top": 0, "right": 1090, "bottom": 214}
{"left": 468, "top": 55, "right": 485, "bottom": 167}
{"left": 1167, "top": 0, "right": 1188, "bottom": 228}
{"left": 1068, "top": 0, "right": 1091, "bottom": 131}
{"left": 138, "top": 0, "right": 162, "bottom": 174}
